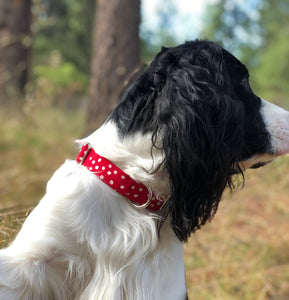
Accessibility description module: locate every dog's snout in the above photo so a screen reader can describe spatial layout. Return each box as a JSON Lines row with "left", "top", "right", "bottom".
{"left": 261, "top": 99, "right": 289, "bottom": 155}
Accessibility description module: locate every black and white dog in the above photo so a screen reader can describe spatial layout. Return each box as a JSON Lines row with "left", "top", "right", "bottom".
{"left": 0, "top": 40, "right": 289, "bottom": 300}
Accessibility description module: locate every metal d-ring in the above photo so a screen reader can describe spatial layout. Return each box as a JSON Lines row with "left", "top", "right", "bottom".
{"left": 131, "top": 185, "right": 153, "bottom": 209}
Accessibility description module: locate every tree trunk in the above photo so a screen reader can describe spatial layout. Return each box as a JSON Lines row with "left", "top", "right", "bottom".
{"left": 0, "top": 0, "right": 32, "bottom": 103}
{"left": 88, "top": 0, "right": 140, "bottom": 127}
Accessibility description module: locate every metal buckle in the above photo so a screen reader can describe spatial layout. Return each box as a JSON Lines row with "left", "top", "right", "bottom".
{"left": 131, "top": 185, "right": 153, "bottom": 209}
{"left": 79, "top": 143, "right": 92, "bottom": 165}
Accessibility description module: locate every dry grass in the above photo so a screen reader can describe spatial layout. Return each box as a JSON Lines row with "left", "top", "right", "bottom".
{"left": 0, "top": 106, "right": 86, "bottom": 208}
{"left": 1, "top": 107, "right": 289, "bottom": 299}
{"left": 186, "top": 158, "right": 289, "bottom": 300}
{"left": 0, "top": 206, "right": 32, "bottom": 248}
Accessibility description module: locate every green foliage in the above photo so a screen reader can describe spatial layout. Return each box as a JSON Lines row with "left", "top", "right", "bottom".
{"left": 201, "top": 0, "right": 261, "bottom": 65}
{"left": 201, "top": 0, "right": 289, "bottom": 105}
{"left": 252, "top": 33, "right": 289, "bottom": 102}
{"left": 32, "top": 0, "right": 94, "bottom": 97}
{"left": 34, "top": 51, "right": 88, "bottom": 95}
{"left": 251, "top": 0, "right": 289, "bottom": 103}
{"left": 33, "top": 0, "right": 95, "bottom": 73}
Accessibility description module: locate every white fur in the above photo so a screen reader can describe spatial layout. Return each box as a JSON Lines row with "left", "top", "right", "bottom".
{"left": 261, "top": 99, "right": 289, "bottom": 155}
{"left": 0, "top": 122, "right": 187, "bottom": 300}
{"left": 240, "top": 99, "right": 289, "bottom": 170}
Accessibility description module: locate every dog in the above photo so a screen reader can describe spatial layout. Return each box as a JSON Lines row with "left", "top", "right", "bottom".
{"left": 0, "top": 40, "right": 289, "bottom": 300}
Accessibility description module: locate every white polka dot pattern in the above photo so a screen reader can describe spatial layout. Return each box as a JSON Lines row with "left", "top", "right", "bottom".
{"left": 76, "top": 144, "right": 165, "bottom": 211}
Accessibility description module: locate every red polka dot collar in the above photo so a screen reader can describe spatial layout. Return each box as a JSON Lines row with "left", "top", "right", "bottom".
{"left": 76, "top": 144, "right": 165, "bottom": 211}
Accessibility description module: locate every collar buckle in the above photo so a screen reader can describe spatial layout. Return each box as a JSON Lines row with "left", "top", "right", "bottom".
{"left": 79, "top": 143, "right": 92, "bottom": 165}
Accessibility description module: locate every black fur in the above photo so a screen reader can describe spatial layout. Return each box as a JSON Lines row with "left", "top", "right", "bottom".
{"left": 109, "top": 40, "right": 271, "bottom": 242}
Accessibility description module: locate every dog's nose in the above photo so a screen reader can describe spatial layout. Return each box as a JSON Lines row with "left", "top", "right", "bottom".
{"left": 261, "top": 99, "right": 289, "bottom": 155}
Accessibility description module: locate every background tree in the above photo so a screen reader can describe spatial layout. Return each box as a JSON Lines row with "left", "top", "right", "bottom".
{"left": 201, "top": 0, "right": 261, "bottom": 69}
{"left": 140, "top": 0, "right": 178, "bottom": 63}
{"left": 251, "top": 0, "right": 289, "bottom": 104}
{"left": 0, "top": 0, "right": 32, "bottom": 102}
{"left": 32, "top": 0, "right": 95, "bottom": 101}
{"left": 201, "top": 0, "right": 289, "bottom": 106}
{"left": 33, "top": 0, "right": 95, "bottom": 74}
{"left": 88, "top": 0, "right": 140, "bottom": 126}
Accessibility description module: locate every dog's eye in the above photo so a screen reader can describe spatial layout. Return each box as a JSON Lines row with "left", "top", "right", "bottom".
{"left": 240, "top": 77, "right": 249, "bottom": 87}
{"left": 240, "top": 77, "right": 252, "bottom": 92}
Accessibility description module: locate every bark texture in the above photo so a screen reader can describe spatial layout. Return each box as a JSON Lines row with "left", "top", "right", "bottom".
{"left": 0, "top": 0, "right": 32, "bottom": 102}
{"left": 88, "top": 0, "right": 140, "bottom": 126}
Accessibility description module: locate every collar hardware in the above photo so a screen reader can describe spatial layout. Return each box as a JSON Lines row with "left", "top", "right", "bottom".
{"left": 76, "top": 144, "right": 165, "bottom": 211}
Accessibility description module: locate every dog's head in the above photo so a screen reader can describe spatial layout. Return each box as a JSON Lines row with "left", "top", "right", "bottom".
{"left": 108, "top": 40, "right": 289, "bottom": 242}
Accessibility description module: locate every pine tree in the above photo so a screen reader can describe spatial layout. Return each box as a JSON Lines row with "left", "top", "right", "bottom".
{"left": 88, "top": 0, "right": 140, "bottom": 126}
{"left": 0, "top": 0, "right": 32, "bottom": 102}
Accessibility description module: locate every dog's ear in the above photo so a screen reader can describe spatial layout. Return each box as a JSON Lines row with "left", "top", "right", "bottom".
{"left": 154, "top": 62, "right": 245, "bottom": 242}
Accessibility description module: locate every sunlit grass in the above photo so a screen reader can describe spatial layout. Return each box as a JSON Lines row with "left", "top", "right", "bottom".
{"left": 0, "top": 106, "right": 86, "bottom": 208}
{"left": 0, "top": 206, "right": 32, "bottom": 248}
{"left": 186, "top": 157, "right": 289, "bottom": 299}
{"left": 0, "top": 106, "right": 289, "bottom": 299}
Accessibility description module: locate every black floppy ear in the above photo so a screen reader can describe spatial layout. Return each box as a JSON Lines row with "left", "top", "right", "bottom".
{"left": 155, "top": 65, "right": 244, "bottom": 242}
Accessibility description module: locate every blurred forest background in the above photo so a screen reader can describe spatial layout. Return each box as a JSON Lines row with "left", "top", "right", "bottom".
{"left": 0, "top": 0, "right": 289, "bottom": 299}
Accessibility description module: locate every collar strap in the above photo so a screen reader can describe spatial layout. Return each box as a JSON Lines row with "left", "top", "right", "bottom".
{"left": 76, "top": 144, "right": 165, "bottom": 211}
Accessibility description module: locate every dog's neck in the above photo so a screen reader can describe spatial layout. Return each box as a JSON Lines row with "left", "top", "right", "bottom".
{"left": 79, "top": 121, "right": 171, "bottom": 204}
{"left": 76, "top": 143, "right": 166, "bottom": 210}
